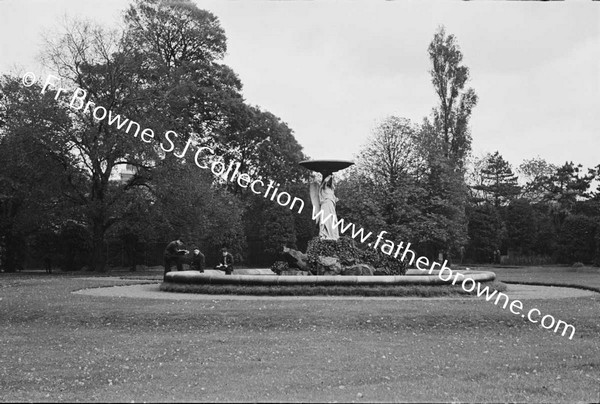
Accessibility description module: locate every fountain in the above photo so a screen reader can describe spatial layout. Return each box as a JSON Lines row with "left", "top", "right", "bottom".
{"left": 163, "top": 158, "right": 496, "bottom": 289}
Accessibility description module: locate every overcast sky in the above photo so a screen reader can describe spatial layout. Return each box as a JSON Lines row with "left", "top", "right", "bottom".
{"left": 1, "top": 0, "right": 599, "bottom": 171}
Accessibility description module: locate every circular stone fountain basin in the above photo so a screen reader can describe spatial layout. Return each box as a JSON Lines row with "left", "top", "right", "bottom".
{"left": 164, "top": 269, "right": 495, "bottom": 286}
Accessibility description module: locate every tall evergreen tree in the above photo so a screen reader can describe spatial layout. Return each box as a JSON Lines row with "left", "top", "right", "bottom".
{"left": 472, "top": 151, "right": 521, "bottom": 207}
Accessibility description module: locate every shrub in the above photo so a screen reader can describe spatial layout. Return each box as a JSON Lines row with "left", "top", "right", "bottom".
{"left": 270, "top": 261, "right": 289, "bottom": 275}
{"left": 305, "top": 236, "right": 408, "bottom": 275}
{"left": 360, "top": 247, "right": 407, "bottom": 275}
{"left": 306, "top": 237, "right": 361, "bottom": 267}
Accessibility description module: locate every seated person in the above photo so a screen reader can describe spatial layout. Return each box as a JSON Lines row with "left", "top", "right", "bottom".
{"left": 163, "top": 238, "right": 188, "bottom": 278}
{"left": 189, "top": 246, "right": 205, "bottom": 273}
{"left": 214, "top": 247, "right": 234, "bottom": 275}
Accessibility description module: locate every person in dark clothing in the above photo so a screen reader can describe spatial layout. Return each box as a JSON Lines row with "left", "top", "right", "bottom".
{"left": 215, "top": 247, "right": 234, "bottom": 275}
{"left": 189, "top": 247, "right": 205, "bottom": 273}
{"left": 163, "top": 238, "right": 188, "bottom": 279}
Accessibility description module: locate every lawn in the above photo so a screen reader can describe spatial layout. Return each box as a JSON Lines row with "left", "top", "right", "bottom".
{"left": 491, "top": 265, "right": 600, "bottom": 292}
{"left": 0, "top": 268, "right": 599, "bottom": 402}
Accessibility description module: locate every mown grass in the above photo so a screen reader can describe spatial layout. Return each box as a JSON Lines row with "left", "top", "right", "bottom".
{"left": 491, "top": 266, "right": 600, "bottom": 293}
{"left": 160, "top": 280, "right": 507, "bottom": 297}
{"left": 0, "top": 269, "right": 599, "bottom": 402}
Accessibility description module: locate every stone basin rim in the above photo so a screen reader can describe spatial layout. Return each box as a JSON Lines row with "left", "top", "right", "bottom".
{"left": 164, "top": 270, "right": 496, "bottom": 285}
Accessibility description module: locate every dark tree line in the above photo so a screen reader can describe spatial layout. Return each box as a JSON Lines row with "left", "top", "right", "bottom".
{"left": 467, "top": 154, "right": 600, "bottom": 265}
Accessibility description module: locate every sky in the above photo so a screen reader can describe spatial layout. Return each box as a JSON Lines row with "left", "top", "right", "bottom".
{"left": 1, "top": 0, "right": 599, "bottom": 172}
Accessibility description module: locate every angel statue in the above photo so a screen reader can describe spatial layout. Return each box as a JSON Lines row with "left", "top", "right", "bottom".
{"left": 309, "top": 171, "right": 339, "bottom": 240}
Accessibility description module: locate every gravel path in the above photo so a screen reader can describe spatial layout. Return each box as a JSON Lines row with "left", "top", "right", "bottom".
{"left": 74, "top": 282, "right": 597, "bottom": 301}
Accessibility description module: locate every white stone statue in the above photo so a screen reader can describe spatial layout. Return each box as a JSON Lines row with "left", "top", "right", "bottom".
{"left": 309, "top": 172, "right": 339, "bottom": 240}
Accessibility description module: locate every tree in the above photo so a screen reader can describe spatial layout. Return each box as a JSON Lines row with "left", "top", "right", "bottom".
{"left": 123, "top": 0, "right": 245, "bottom": 146}
{"left": 556, "top": 215, "right": 598, "bottom": 264}
{"left": 356, "top": 116, "right": 424, "bottom": 187}
{"left": 337, "top": 117, "right": 426, "bottom": 243}
{"left": 0, "top": 75, "right": 76, "bottom": 271}
{"left": 472, "top": 151, "right": 521, "bottom": 207}
{"left": 146, "top": 162, "right": 246, "bottom": 263}
{"left": 220, "top": 105, "right": 308, "bottom": 191}
{"left": 416, "top": 119, "right": 469, "bottom": 259}
{"left": 123, "top": 0, "right": 310, "bottom": 267}
{"left": 543, "top": 162, "right": 593, "bottom": 226}
{"left": 518, "top": 157, "right": 557, "bottom": 203}
{"left": 504, "top": 199, "right": 537, "bottom": 255}
{"left": 422, "top": 26, "right": 477, "bottom": 258}
{"left": 466, "top": 204, "right": 504, "bottom": 263}
{"left": 39, "top": 0, "right": 259, "bottom": 270}
{"left": 428, "top": 26, "right": 478, "bottom": 168}
{"left": 588, "top": 164, "right": 600, "bottom": 200}
{"left": 41, "top": 17, "right": 164, "bottom": 271}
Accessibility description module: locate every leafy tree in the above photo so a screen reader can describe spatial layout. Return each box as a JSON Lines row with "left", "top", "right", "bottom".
{"left": 422, "top": 26, "right": 477, "bottom": 258}
{"left": 518, "top": 157, "right": 557, "bottom": 203}
{"left": 149, "top": 162, "right": 246, "bottom": 263}
{"left": 123, "top": 0, "right": 245, "bottom": 147}
{"left": 39, "top": 1, "right": 267, "bottom": 270}
{"left": 0, "top": 76, "right": 75, "bottom": 271}
{"left": 356, "top": 116, "right": 424, "bottom": 186}
{"left": 337, "top": 117, "right": 425, "bottom": 243}
{"left": 556, "top": 215, "right": 598, "bottom": 264}
{"left": 221, "top": 105, "right": 308, "bottom": 192}
{"left": 123, "top": 0, "right": 309, "bottom": 267}
{"left": 588, "top": 164, "right": 600, "bottom": 200}
{"left": 417, "top": 119, "right": 469, "bottom": 259}
{"left": 543, "top": 162, "right": 593, "bottom": 227}
{"left": 504, "top": 199, "right": 537, "bottom": 255}
{"left": 41, "top": 18, "right": 162, "bottom": 271}
{"left": 428, "top": 26, "right": 478, "bottom": 168}
{"left": 466, "top": 204, "right": 504, "bottom": 263}
{"left": 472, "top": 151, "right": 521, "bottom": 207}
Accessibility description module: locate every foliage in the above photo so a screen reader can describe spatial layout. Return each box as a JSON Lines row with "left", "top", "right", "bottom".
{"left": 306, "top": 237, "right": 362, "bottom": 267}
{"left": 471, "top": 151, "right": 521, "bottom": 207}
{"left": 0, "top": 76, "right": 75, "bottom": 271}
{"left": 5, "top": 0, "right": 308, "bottom": 271}
{"left": 504, "top": 199, "right": 537, "bottom": 255}
{"left": 337, "top": 115, "right": 469, "bottom": 261}
{"left": 356, "top": 116, "right": 423, "bottom": 186}
{"left": 543, "top": 162, "right": 593, "bottom": 224}
{"left": 270, "top": 261, "right": 289, "bottom": 275}
{"left": 556, "top": 215, "right": 598, "bottom": 264}
{"left": 466, "top": 204, "right": 504, "bottom": 263}
{"left": 359, "top": 247, "right": 408, "bottom": 275}
{"left": 305, "top": 236, "right": 407, "bottom": 275}
{"left": 258, "top": 205, "right": 297, "bottom": 262}
{"left": 428, "top": 26, "right": 478, "bottom": 168}
{"left": 58, "top": 221, "right": 92, "bottom": 271}
{"left": 518, "top": 157, "right": 557, "bottom": 203}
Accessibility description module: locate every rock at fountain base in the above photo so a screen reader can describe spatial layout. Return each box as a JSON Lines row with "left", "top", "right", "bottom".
{"left": 341, "top": 264, "right": 375, "bottom": 276}
{"left": 282, "top": 246, "right": 310, "bottom": 272}
{"left": 315, "top": 256, "right": 342, "bottom": 275}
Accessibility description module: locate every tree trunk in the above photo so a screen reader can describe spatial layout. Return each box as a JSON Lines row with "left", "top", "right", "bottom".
{"left": 90, "top": 219, "right": 107, "bottom": 272}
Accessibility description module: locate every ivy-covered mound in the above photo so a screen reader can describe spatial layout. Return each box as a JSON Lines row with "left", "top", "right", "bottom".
{"left": 304, "top": 236, "right": 407, "bottom": 276}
